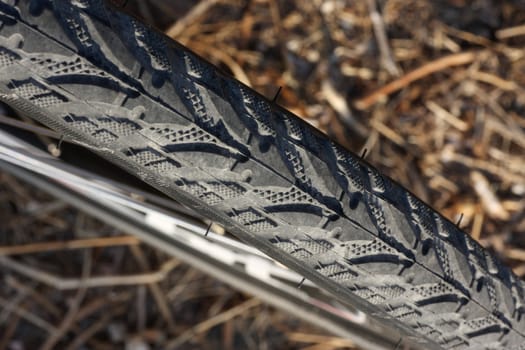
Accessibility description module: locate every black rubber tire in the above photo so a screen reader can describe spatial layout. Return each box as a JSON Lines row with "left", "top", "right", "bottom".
{"left": 0, "top": 1, "right": 524, "bottom": 349}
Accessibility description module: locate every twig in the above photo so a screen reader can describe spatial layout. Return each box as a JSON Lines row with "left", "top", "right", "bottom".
{"left": 485, "top": 118, "right": 525, "bottom": 150}
{"left": 17, "top": 114, "right": 59, "bottom": 157}
{"left": 365, "top": 0, "right": 400, "bottom": 76}
{"left": 0, "top": 295, "right": 57, "bottom": 333}
{"left": 471, "top": 210, "right": 485, "bottom": 241}
{"left": 65, "top": 306, "right": 126, "bottom": 350}
{"left": 165, "top": 298, "right": 261, "bottom": 349}
{"left": 207, "top": 293, "right": 232, "bottom": 318}
{"left": 0, "top": 256, "right": 180, "bottom": 289}
{"left": 40, "top": 250, "right": 92, "bottom": 350}
{"left": 300, "top": 345, "right": 339, "bottom": 350}
{"left": 165, "top": 0, "right": 220, "bottom": 38}
{"left": 166, "top": 268, "right": 202, "bottom": 301}
{"left": 0, "top": 314, "right": 20, "bottom": 350}
{"left": 505, "top": 249, "right": 525, "bottom": 262}
{"left": 354, "top": 52, "right": 477, "bottom": 110}
{"left": 2, "top": 175, "right": 32, "bottom": 201}
{"left": 137, "top": 285, "right": 146, "bottom": 332}
{"left": 440, "top": 24, "right": 493, "bottom": 47}
{"left": 369, "top": 119, "right": 404, "bottom": 145}
{"left": 425, "top": 101, "right": 469, "bottom": 131}
{"left": 268, "top": 0, "right": 290, "bottom": 83}
{"left": 487, "top": 148, "right": 525, "bottom": 179}
{"left": 6, "top": 276, "right": 62, "bottom": 317}
{"left": 0, "top": 115, "right": 61, "bottom": 139}
{"left": 365, "top": 110, "right": 405, "bottom": 146}
{"left": 223, "top": 318, "right": 234, "bottom": 350}
{"left": 268, "top": 0, "right": 282, "bottom": 35}
{"left": 441, "top": 148, "right": 525, "bottom": 185}
{"left": 512, "top": 264, "right": 525, "bottom": 277}
{"left": 23, "top": 199, "right": 67, "bottom": 217}
{"left": 130, "top": 245, "right": 177, "bottom": 333}
{"left": 0, "top": 236, "right": 140, "bottom": 255}
{"left": 470, "top": 171, "right": 510, "bottom": 221}
{"left": 470, "top": 71, "right": 518, "bottom": 91}
{"left": 74, "top": 292, "right": 130, "bottom": 323}
{"left": 496, "top": 24, "right": 525, "bottom": 40}
{"left": 0, "top": 282, "right": 29, "bottom": 324}
{"left": 321, "top": 79, "right": 368, "bottom": 136}
{"left": 287, "top": 332, "right": 356, "bottom": 347}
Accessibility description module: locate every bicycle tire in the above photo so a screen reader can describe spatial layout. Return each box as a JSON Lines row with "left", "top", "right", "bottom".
{"left": 0, "top": 1, "right": 523, "bottom": 349}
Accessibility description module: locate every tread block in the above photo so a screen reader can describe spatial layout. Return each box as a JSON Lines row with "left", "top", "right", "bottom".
{"left": 227, "top": 81, "right": 276, "bottom": 140}
{"left": 464, "top": 316, "right": 509, "bottom": 338}
{"left": 91, "top": 128, "right": 117, "bottom": 143}
{"left": 318, "top": 261, "right": 358, "bottom": 281}
{"left": 96, "top": 116, "right": 140, "bottom": 136}
{"left": 229, "top": 208, "right": 277, "bottom": 232}
{"left": 254, "top": 186, "right": 314, "bottom": 205}
{"left": 63, "top": 114, "right": 98, "bottom": 133}
{"left": 330, "top": 143, "right": 365, "bottom": 192}
{"left": 126, "top": 147, "right": 181, "bottom": 173}
{"left": 0, "top": 47, "right": 19, "bottom": 67}
{"left": 8, "top": 78, "right": 67, "bottom": 108}
{"left": 375, "top": 285, "right": 406, "bottom": 300}
{"left": 177, "top": 180, "right": 245, "bottom": 206}
{"left": 352, "top": 286, "right": 387, "bottom": 305}
{"left": 346, "top": 238, "right": 412, "bottom": 266}
{"left": 412, "top": 282, "right": 468, "bottom": 306}
{"left": 28, "top": 54, "right": 132, "bottom": 93}
{"left": 386, "top": 304, "right": 422, "bottom": 321}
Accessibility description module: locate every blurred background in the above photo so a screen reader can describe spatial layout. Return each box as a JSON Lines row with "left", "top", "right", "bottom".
{"left": 1, "top": 0, "right": 525, "bottom": 348}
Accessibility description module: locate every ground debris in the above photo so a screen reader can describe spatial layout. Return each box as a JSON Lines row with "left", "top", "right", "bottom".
{"left": 0, "top": 174, "right": 338, "bottom": 349}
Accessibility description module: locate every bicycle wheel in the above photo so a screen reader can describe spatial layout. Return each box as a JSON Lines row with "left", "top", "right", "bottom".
{"left": 0, "top": 1, "right": 523, "bottom": 349}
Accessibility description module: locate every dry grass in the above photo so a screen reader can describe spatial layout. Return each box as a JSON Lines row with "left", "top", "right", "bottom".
{"left": 0, "top": 173, "right": 343, "bottom": 349}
